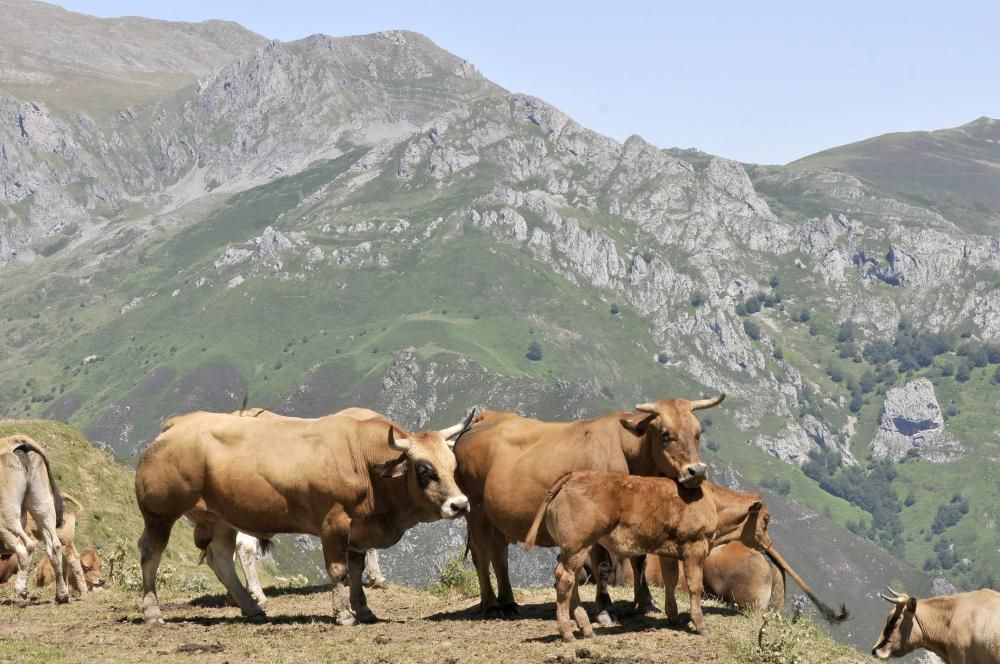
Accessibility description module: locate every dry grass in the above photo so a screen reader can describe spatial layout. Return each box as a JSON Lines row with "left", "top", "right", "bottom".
{"left": 0, "top": 582, "right": 862, "bottom": 664}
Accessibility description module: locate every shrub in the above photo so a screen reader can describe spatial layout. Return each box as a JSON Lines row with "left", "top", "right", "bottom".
{"left": 745, "top": 297, "right": 762, "bottom": 314}
{"left": 656, "top": 351, "right": 669, "bottom": 364}
{"left": 609, "top": 303, "right": 620, "bottom": 315}
{"left": 769, "top": 275, "right": 780, "bottom": 289}
{"left": 743, "top": 319, "right": 762, "bottom": 341}
{"left": 759, "top": 475, "right": 791, "bottom": 496}
{"left": 798, "top": 309, "right": 811, "bottom": 323}
{"left": 432, "top": 552, "right": 479, "bottom": 598}
{"left": 690, "top": 292, "right": 705, "bottom": 307}
{"left": 526, "top": 341, "right": 543, "bottom": 361}
{"left": 836, "top": 321, "right": 855, "bottom": 343}
{"left": 772, "top": 346, "right": 784, "bottom": 360}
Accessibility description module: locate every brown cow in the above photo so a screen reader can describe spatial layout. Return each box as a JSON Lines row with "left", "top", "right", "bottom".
{"left": 135, "top": 407, "right": 474, "bottom": 624}
{"left": 524, "top": 471, "right": 771, "bottom": 641}
{"left": 668, "top": 542, "right": 785, "bottom": 611}
{"left": 455, "top": 395, "right": 723, "bottom": 620}
{"left": 0, "top": 553, "right": 18, "bottom": 585}
{"left": 872, "top": 587, "right": 1000, "bottom": 663}
{"left": 36, "top": 547, "right": 104, "bottom": 593}
{"left": 0, "top": 435, "right": 69, "bottom": 605}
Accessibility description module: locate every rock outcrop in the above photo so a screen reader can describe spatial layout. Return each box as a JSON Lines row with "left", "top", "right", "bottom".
{"left": 870, "top": 378, "right": 962, "bottom": 462}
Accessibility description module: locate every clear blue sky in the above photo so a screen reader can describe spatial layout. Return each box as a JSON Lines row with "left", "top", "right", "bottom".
{"left": 56, "top": 0, "right": 1000, "bottom": 164}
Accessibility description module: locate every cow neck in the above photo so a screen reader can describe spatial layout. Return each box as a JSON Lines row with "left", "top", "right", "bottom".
{"left": 351, "top": 424, "right": 413, "bottom": 519}
{"left": 618, "top": 422, "right": 657, "bottom": 476}
{"left": 911, "top": 597, "right": 954, "bottom": 660}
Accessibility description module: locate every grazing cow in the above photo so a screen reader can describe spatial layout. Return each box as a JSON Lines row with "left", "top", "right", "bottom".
{"left": 36, "top": 547, "right": 105, "bottom": 593}
{"left": 26, "top": 492, "right": 89, "bottom": 597}
{"left": 135, "top": 407, "right": 475, "bottom": 624}
{"left": 455, "top": 395, "right": 723, "bottom": 620}
{"left": 872, "top": 587, "right": 1000, "bottom": 663}
{"left": 0, "top": 435, "right": 69, "bottom": 605}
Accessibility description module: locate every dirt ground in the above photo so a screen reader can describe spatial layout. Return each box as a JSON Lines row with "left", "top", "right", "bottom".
{"left": 0, "top": 582, "right": 861, "bottom": 663}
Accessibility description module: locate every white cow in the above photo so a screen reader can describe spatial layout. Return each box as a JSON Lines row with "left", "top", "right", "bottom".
{"left": 0, "top": 435, "right": 70, "bottom": 606}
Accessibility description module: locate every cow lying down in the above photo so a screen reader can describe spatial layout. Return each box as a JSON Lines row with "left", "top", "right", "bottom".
{"left": 36, "top": 547, "right": 104, "bottom": 593}
{"left": 525, "top": 471, "right": 848, "bottom": 642}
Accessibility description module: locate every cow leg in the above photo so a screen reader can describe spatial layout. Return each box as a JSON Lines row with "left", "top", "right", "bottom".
{"left": 347, "top": 549, "right": 376, "bottom": 623}
{"left": 465, "top": 507, "right": 500, "bottom": 615}
{"left": 570, "top": 580, "right": 593, "bottom": 638}
{"left": 590, "top": 545, "right": 615, "bottom": 626}
{"left": 320, "top": 509, "right": 355, "bottom": 626}
{"left": 203, "top": 524, "right": 266, "bottom": 622}
{"left": 682, "top": 542, "right": 710, "bottom": 635}
{"left": 138, "top": 514, "right": 175, "bottom": 624}
{"left": 363, "top": 549, "right": 387, "bottom": 589}
{"left": 657, "top": 556, "right": 680, "bottom": 625}
{"left": 24, "top": 504, "right": 68, "bottom": 604}
{"left": 63, "top": 543, "right": 88, "bottom": 598}
{"left": 554, "top": 549, "right": 589, "bottom": 643}
{"left": 630, "top": 554, "right": 658, "bottom": 614}
{"left": 235, "top": 535, "right": 267, "bottom": 609}
{"left": 0, "top": 532, "right": 32, "bottom": 608}
{"left": 490, "top": 529, "right": 518, "bottom": 617}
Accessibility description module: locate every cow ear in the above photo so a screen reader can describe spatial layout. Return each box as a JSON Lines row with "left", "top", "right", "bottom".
{"left": 620, "top": 414, "right": 651, "bottom": 436}
{"left": 747, "top": 500, "right": 763, "bottom": 514}
{"left": 375, "top": 459, "right": 408, "bottom": 479}
{"left": 906, "top": 597, "right": 917, "bottom": 612}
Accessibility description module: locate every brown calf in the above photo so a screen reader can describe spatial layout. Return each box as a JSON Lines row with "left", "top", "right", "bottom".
{"left": 524, "top": 471, "right": 768, "bottom": 641}
{"left": 873, "top": 587, "right": 1000, "bottom": 663}
{"left": 36, "top": 547, "right": 104, "bottom": 593}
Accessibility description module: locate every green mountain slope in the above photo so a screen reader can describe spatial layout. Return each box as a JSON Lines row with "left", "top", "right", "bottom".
{"left": 791, "top": 116, "right": 1000, "bottom": 234}
{"left": 1, "top": 1, "right": 997, "bottom": 611}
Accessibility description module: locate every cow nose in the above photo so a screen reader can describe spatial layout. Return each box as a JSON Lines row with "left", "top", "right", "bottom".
{"left": 681, "top": 463, "right": 708, "bottom": 485}
{"left": 443, "top": 495, "right": 470, "bottom": 518}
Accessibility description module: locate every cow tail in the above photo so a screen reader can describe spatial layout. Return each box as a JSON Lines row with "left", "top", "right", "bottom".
{"left": 13, "top": 438, "right": 65, "bottom": 529}
{"left": 763, "top": 545, "right": 849, "bottom": 623}
{"left": 523, "top": 473, "right": 575, "bottom": 551}
{"left": 258, "top": 538, "right": 273, "bottom": 559}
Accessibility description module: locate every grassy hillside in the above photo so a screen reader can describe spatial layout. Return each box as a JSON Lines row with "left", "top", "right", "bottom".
{"left": 791, "top": 116, "right": 1000, "bottom": 234}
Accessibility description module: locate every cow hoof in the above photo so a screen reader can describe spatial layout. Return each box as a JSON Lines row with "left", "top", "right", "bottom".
{"left": 144, "top": 616, "right": 165, "bottom": 625}
{"left": 56, "top": 594, "right": 70, "bottom": 605}
{"left": 367, "top": 577, "right": 388, "bottom": 590}
{"left": 635, "top": 601, "right": 659, "bottom": 615}
{"left": 336, "top": 611, "right": 358, "bottom": 626}
{"left": 246, "top": 612, "right": 268, "bottom": 624}
{"left": 253, "top": 597, "right": 269, "bottom": 610}
{"left": 500, "top": 603, "right": 520, "bottom": 618}
{"left": 559, "top": 632, "right": 576, "bottom": 643}
{"left": 482, "top": 604, "right": 504, "bottom": 619}
{"left": 595, "top": 610, "right": 614, "bottom": 627}
{"left": 15, "top": 598, "right": 30, "bottom": 609}
{"left": 357, "top": 608, "right": 378, "bottom": 624}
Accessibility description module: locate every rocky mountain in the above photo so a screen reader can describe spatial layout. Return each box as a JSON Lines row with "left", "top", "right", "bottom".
{"left": 1, "top": 0, "right": 997, "bottom": 605}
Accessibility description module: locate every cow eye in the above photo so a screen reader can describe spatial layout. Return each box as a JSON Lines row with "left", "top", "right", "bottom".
{"left": 661, "top": 432, "right": 673, "bottom": 443}
{"left": 415, "top": 461, "right": 438, "bottom": 488}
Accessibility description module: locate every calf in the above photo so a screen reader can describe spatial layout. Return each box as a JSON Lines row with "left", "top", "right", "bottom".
{"left": 0, "top": 553, "right": 18, "bottom": 584}
{"left": 25, "top": 493, "right": 89, "bottom": 597}
{"left": 873, "top": 587, "right": 1000, "bottom": 663}
{"left": 36, "top": 547, "right": 105, "bottom": 593}
{"left": 524, "top": 471, "right": 766, "bottom": 641}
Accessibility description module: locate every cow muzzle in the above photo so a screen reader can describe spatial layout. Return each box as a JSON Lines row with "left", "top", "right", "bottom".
{"left": 679, "top": 463, "right": 708, "bottom": 487}
{"left": 441, "top": 495, "right": 470, "bottom": 519}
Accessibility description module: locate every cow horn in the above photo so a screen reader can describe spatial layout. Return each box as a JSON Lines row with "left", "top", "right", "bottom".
{"left": 690, "top": 393, "right": 726, "bottom": 411}
{"left": 388, "top": 427, "right": 411, "bottom": 452}
{"left": 635, "top": 403, "right": 658, "bottom": 414}
{"left": 879, "top": 586, "right": 909, "bottom": 606}
{"left": 437, "top": 408, "right": 478, "bottom": 445}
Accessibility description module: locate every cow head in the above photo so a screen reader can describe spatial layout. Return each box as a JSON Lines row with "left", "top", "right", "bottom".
{"left": 80, "top": 548, "right": 105, "bottom": 591}
{"left": 709, "top": 490, "right": 774, "bottom": 552}
{"left": 378, "top": 412, "right": 474, "bottom": 520}
{"left": 620, "top": 393, "right": 724, "bottom": 486}
{"left": 872, "top": 588, "right": 920, "bottom": 659}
